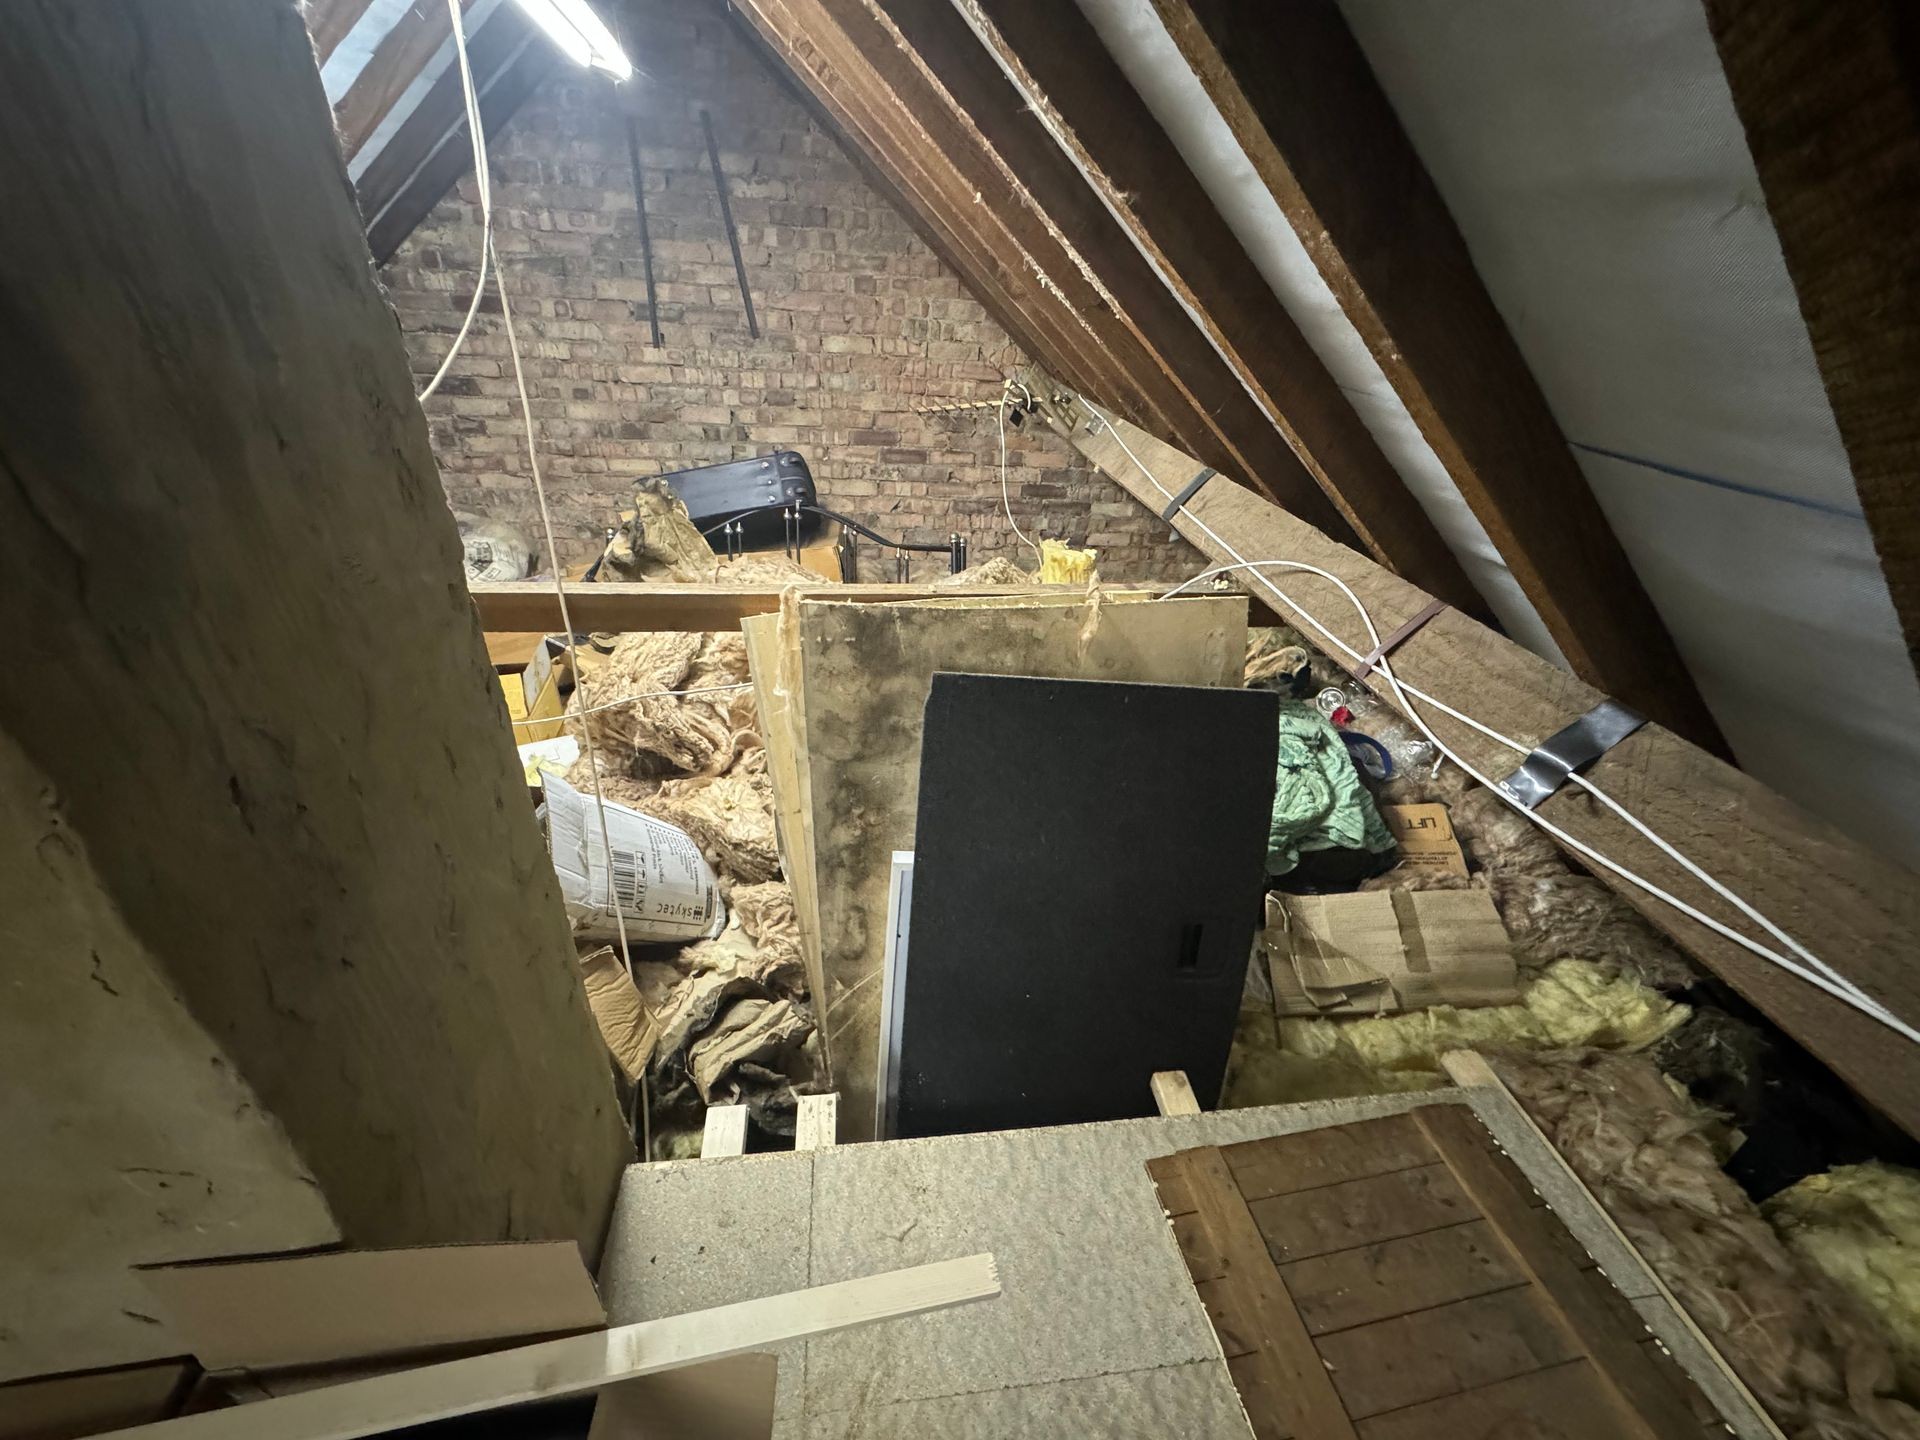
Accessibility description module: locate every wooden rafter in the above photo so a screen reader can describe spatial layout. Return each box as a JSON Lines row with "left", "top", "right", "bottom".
{"left": 949, "top": 0, "right": 1485, "bottom": 617}
{"left": 723, "top": 7, "right": 1121, "bottom": 414}
{"left": 358, "top": 4, "right": 558, "bottom": 262}
{"left": 1703, "top": 0, "right": 1920, "bottom": 682}
{"left": 307, "top": 0, "right": 380, "bottom": 64}
{"left": 1059, "top": 400, "right": 1920, "bottom": 1141}
{"left": 334, "top": 0, "right": 470, "bottom": 161}
{"left": 1146, "top": 0, "right": 1725, "bottom": 748}
{"left": 729, "top": 0, "right": 1367, "bottom": 546}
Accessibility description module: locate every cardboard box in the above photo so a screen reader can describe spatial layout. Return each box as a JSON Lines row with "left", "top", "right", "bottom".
{"left": 496, "top": 635, "right": 566, "bottom": 742}
{"left": 1382, "top": 802, "right": 1469, "bottom": 878}
{"left": 1266, "top": 888, "right": 1517, "bottom": 1016}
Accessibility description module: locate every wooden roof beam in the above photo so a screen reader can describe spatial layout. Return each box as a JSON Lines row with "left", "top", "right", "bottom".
{"left": 1147, "top": 0, "right": 1725, "bottom": 748}
{"left": 733, "top": 0, "right": 1167, "bottom": 438}
{"left": 307, "top": 0, "right": 380, "bottom": 65}
{"left": 733, "top": 0, "right": 1364, "bottom": 542}
{"left": 948, "top": 0, "right": 1486, "bottom": 616}
{"left": 334, "top": 0, "right": 472, "bottom": 162}
{"left": 836, "top": 0, "right": 1364, "bottom": 541}
{"left": 1705, "top": 0, "right": 1920, "bottom": 683}
{"left": 1058, "top": 401, "right": 1920, "bottom": 1141}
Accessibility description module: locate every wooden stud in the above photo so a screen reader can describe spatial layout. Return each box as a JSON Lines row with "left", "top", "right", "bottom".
{"left": 795, "top": 1091, "right": 839, "bottom": 1150}
{"left": 1057, "top": 403, "right": 1920, "bottom": 1139}
{"left": 1149, "top": 1070, "right": 1201, "bottom": 1116}
{"left": 700, "top": 1105, "right": 748, "bottom": 1159}
{"left": 1704, "top": 0, "right": 1920, "bottom": 683}
{"left": 949, "top": 0, "right": 1487, "bottom": 615}
{"left": 1144, "top": 0, "right": 1724, "bottom": 747}
{"left": 1414, "top": 1106, "right": 1700, "bottom": 1438}
{"left": 99, "top": 1255, "right": 1000, "bottom": 1440}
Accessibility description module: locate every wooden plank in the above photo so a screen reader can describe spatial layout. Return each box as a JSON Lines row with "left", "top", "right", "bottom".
{"left": 0, "top": 0, "right": 631, "bottom": 1268}
{"left": 795, "top": 1091, "right": 838, "bottom": 1150}
{"left": 1415, "top": 1105, "right": 1700, "bottom": 1438}
{"left": 700, "top": 1105, "right": 749, "bottom": 1158}
{"left": 741, "top": 612, "right": 829, "bottom": 1065}
{"left": 1316, "top": 1286, "right": 1583, "bottom": 1420}
{"left": 1169, "top": 1210, "right": 1227, "bottom": 1283}
{"left": 1053, "top": 403, "right": 1920, "bottom": 1139}
{"left": 98, "top": 1255, "right": 1000, "bottom": 1440}
{"left": 1144, "top": 0, "right": 1723, "bottom": 747}
{"left": 950, "top": 0, "right": 1486, "bottom": 614}
{"left": 1246, "top": 1161, "right": 1476, "bottom": 1265}
{"left": 1193, "top": 1276, "right": 1257, "bottom": 1360}
{"left": 1355, "top": 1359, "right": 1629, "bottom": 1440}
{"left": 1219, "top": 1112, "right": 1431, "bottom": 1200}
{"left": 792, "top": 595, "right": 1246, "bottom": 1140}
{"left": 1704, "top": 0, "right": 1920, "bottom": 682}
{"left": 1224, "top": 1352, "right": 1294, "bottom": 1440}
{"left": 1440, "top": 1051, "right": 1786, "bottom": 1440}
{"left": 1279, "top": 1219, "right": 1524, "bottom": 1336}
{"left": 1144, "top": 1153, "right": 1198, "bottom": 1220}
{"left": 334, "top": 0, "right": 468, "bottom": 162}
{"left": 472, "top": 581, "right": 1093, "bottom": 634}
{"left": 831, "top": 0, "right": 1366, "bottom": 540}
{"left": 1150, "top": 1070, "right": 1201, "bottom": 1116}
{"left": 1172, "top": 1148, "right": 1358, "bottom": 1440}
{"left": 308, "top": 0, "right": 380, "bottom": 63}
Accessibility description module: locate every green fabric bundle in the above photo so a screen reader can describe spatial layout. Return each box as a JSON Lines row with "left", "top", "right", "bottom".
{"left": 1267, "top": 700, "right": 1396, "bottom": 874}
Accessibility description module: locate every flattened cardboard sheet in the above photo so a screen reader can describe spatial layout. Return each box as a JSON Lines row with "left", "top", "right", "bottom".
{"left": 137, "top": 1242, "right": 604, "bottom": 1372}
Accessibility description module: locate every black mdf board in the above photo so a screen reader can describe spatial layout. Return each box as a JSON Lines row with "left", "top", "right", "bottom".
{"left": 893, "top": 672, "right": 1279, "bottom": 1138}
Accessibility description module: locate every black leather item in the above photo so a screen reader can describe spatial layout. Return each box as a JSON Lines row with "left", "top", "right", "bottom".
{"left": 654, "top": 450, "right": 820, "bottom": 546}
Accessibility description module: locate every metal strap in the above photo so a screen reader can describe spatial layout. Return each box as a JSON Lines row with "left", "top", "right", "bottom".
{"left": 1353, "top": 598, "right": 1447, "bottom": 680}
{"left": 1498, "top": 700, "right": 1646, "bottom": 809}
{"left": 1160, "top": 466, "right": 1217, "bottom": 521}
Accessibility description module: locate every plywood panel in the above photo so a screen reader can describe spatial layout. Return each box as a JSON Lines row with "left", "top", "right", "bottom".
{"left": 792, "top": 595, "right": 1246, "bottom": 1139}
{"left": 0, "top": 0, "right": 628, "bottom": 1267}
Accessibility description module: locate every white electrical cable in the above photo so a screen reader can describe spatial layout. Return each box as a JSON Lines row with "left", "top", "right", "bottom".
{"left": 438, "top": 0, "right": 656, "bottom": 1155}
{"left": 998, "top": 379, "right": 1041, "bottom": 558}
{"left": 1086, "top": 398, "right": 1913, "bottom": 1044}
{"left": 418, "top": 0, "right": 494, "bottom": 402}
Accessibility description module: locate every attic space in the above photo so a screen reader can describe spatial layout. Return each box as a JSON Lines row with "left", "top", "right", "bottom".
{"left": 3, "top": 1, "right": 1919, "bottom": 1438}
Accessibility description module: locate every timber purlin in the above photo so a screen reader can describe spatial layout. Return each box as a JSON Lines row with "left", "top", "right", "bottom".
{"left": 1148, "top": 1105, "right": 1714, "bottom": 1439}
{"left": 1059, "top": 400, "right": 1920, "bottom": 1141}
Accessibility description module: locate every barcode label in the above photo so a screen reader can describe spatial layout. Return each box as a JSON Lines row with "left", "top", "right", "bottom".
{"left": 610, "top": 847, "right": 640, "bottom": 908}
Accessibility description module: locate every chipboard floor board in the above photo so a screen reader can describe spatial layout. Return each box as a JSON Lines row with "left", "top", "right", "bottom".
{"left": 602, "top": 1092, "right": 1451, "bottom": 1437}
{"left": 599, "top": 1088, "right": 1770, "bottom": 1438}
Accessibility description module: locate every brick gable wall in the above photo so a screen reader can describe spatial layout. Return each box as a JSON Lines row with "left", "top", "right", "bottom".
{"left": 379, "top": 0, "right": 1202, "bottom": 580}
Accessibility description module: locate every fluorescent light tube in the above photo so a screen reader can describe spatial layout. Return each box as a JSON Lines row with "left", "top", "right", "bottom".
{"left": 513, "top": 0, "right": 633, "bottom": 79}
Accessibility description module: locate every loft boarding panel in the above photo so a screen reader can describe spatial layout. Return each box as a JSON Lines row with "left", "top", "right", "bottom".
{"left": 893, "top": 673, "right": 1277, "bottom": 1138}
